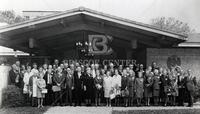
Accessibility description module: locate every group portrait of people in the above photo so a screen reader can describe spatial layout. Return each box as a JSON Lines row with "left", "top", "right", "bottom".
{"left": 8, "top": 59, "right": 197, "bottom": 108}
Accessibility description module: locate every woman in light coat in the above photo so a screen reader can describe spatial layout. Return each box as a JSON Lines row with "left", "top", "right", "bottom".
{"left": 112, "top": 69, "right": 122, "bottom": 106}
{"left": 23, "top": 66, "right": 32, "bottom": 105}
{"left": 103, "top": 71, "right": 112, "bottom": 107}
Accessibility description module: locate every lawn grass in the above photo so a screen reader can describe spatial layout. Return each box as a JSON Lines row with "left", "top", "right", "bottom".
{"left": 0, "top": 106, "right": 49, "bottom": 114}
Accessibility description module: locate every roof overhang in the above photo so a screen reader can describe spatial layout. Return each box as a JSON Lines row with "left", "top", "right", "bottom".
{"left": 0, "top": 7, "right": 187, "bottom": 55}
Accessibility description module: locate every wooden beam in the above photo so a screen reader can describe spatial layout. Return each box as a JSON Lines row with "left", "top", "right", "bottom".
{"left": 0, "top": 34, "right": 11, "bottom": 40}
{"left": 8, "top": 23, "right": 87, "bottom": 46}
{"left": 39, "top": 31, "right": 82, "bottom": 43}
{"left": 83, "top": 24, "right": 161, "bottom": 47}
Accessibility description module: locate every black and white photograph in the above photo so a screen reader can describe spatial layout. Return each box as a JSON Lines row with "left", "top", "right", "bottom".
{"left": 0, "top": 0, "right": 200, "bottom": 114}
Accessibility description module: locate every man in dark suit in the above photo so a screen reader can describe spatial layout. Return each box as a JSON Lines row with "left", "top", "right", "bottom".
{"left": 185, "top": 69, "right": 195, "bottom": 107}
{"left": 8, "top": 64, "right": 21, "bottom": 87}
{"left": 73, "top": 66, "right": 84, "bottom": 106}
{"left": 53, "top": 67, "right": 66, "bottom": 106}
{"left": 65, "top": 68, "right": 74, "bottom": 106}
{"left": 43, "top": 68, "right": 54, "bottom": 105}
{"left": 177, "top": 71, "right": 186, "bottom": 106}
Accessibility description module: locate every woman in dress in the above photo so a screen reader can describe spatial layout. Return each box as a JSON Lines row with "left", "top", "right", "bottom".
{"left": 144, "top": 70, "right": 153, "bottom": 106}
{"left": 135, "top": 71, "right": 144, "bottom": 106}
{"left": 36, "top": 67, "right": 46, "bottom": 108}
{"left": 94, "top": 70, "right": 103, "bottom": 106}
{"left": 112, "top": 69, "right": 121, "bottom": 106}
{"left": 127, "top": 70, "right": 136, "bottom": 106}
{"left": 103, "top": 71, "right": 112, "bottom": 107}
{"left": 152, "top": 69, "right": 161, "bottom": 106}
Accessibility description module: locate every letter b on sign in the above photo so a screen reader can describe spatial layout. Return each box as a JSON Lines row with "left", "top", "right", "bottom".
{"left": 88, "top": 35, "right": 113, "bottom": 55}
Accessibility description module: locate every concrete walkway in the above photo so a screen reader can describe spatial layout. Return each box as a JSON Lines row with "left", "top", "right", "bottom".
{"left": 44, "top": 106, "right": 113, "bottom": 114}
{"left": 44, "top": 105, "right": 200, "bottom": 114}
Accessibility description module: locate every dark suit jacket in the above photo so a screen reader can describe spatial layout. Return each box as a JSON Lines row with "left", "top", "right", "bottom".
{"left": 186, "top": 77, "right": 195, "bottom": 93}
{"left": 73, "top": 71, "right": 84, "bottom": 90}
{"left": 53, "top": 72, "right": 66, "bottom": 89}
{"left": 43, "top": 72, "right": 54, "bottom": 90}
{"left": 153, "top": 75, "right": 160, "bottom": 90}
{"left": 66, "top": 72, "right": 74, "bottom": 89}
{"left": 178, "top": 75, "right": 186, "bottom": 88}
{"left": 8, "top": 69, "right": 20, "bottom": 87}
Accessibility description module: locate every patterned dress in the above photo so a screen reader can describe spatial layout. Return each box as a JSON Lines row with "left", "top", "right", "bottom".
{"left": 36, "top": 78, "right": 46, "bottom": 98}
{"left": 127, "top": 77, "right": 136, "bottom": 98}
{"left": 144, "top": 75, "right": 153, "bottom": 98}
{"left": 135, "top": 78, "right": 144, "bottom": 98}
{"left": 153, "top": 75, "right": 160, "bottom": 97}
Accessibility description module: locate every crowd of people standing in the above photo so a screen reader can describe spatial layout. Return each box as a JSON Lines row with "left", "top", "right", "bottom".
{"left": 8, "top": 59, "right": 197, "bottom": 108}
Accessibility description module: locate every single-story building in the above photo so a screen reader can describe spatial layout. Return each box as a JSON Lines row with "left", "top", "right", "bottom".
{"left": 0, "top": 7, "right": 199, "bottom": 77}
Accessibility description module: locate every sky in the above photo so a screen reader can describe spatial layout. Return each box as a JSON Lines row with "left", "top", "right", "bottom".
{"left": 0, "top": 0, "right": 200, "bottom": 32}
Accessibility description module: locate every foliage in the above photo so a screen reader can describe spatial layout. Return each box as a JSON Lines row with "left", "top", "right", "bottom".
{"left": 1, "top": 85, "right": 25, "bottom": 108}
{"left": 0, "top": 10, "right": 27, "bottom": 24}
{"left": 151, "top": 17, "right": 195, "bottom": 35}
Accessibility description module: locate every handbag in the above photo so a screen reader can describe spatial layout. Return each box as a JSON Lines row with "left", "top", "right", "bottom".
{"left": 164, "top": 86, "right": 170, "bottom": 93}
{"left": 110, "top": 93, "right": 115, "bottom": 100}
{"left": 52, "top": 86, "right": 61, "bottom": 92}
{"left": 121, "top": 89, "right": 129, "bottom": 97}
{"left": 42, "top": 88, "right": 48, "bottom": 94}
{"left": 109, "top": 88, "right": 116, "bottom": 99}
{"left": 23, "top": 85, "right": 29, "bottom": 94}
{"left": 125, "top": 89, "right": 129, "bottom": 96}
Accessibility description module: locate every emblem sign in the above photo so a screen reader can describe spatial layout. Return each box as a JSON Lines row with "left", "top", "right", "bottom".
{"left": 88, "top": 35, "right": 113, "bottom": 55}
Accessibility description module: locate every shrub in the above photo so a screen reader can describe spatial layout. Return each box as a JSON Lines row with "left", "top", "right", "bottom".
{"left": 1, "top": 85, "right": 25, "bottom": 108}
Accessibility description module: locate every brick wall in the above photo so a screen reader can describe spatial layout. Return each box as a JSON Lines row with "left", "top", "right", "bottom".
{"left": 147, "top": 48, "right": 200, "bottom": 79}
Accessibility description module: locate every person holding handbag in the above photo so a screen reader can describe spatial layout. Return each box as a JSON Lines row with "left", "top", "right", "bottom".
{"left": 112, "top": 69, "right": 122, "bottom": 106}
{"left": 36, "top": 67, "right": 46, "bottom": 108}
{"left": 53, "top": 67, "right": 66, "bottom": 106}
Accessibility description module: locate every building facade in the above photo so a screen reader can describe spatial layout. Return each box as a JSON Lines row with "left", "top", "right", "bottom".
{"left": 0, "top": 7, "right": 199, "bottom": 77}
